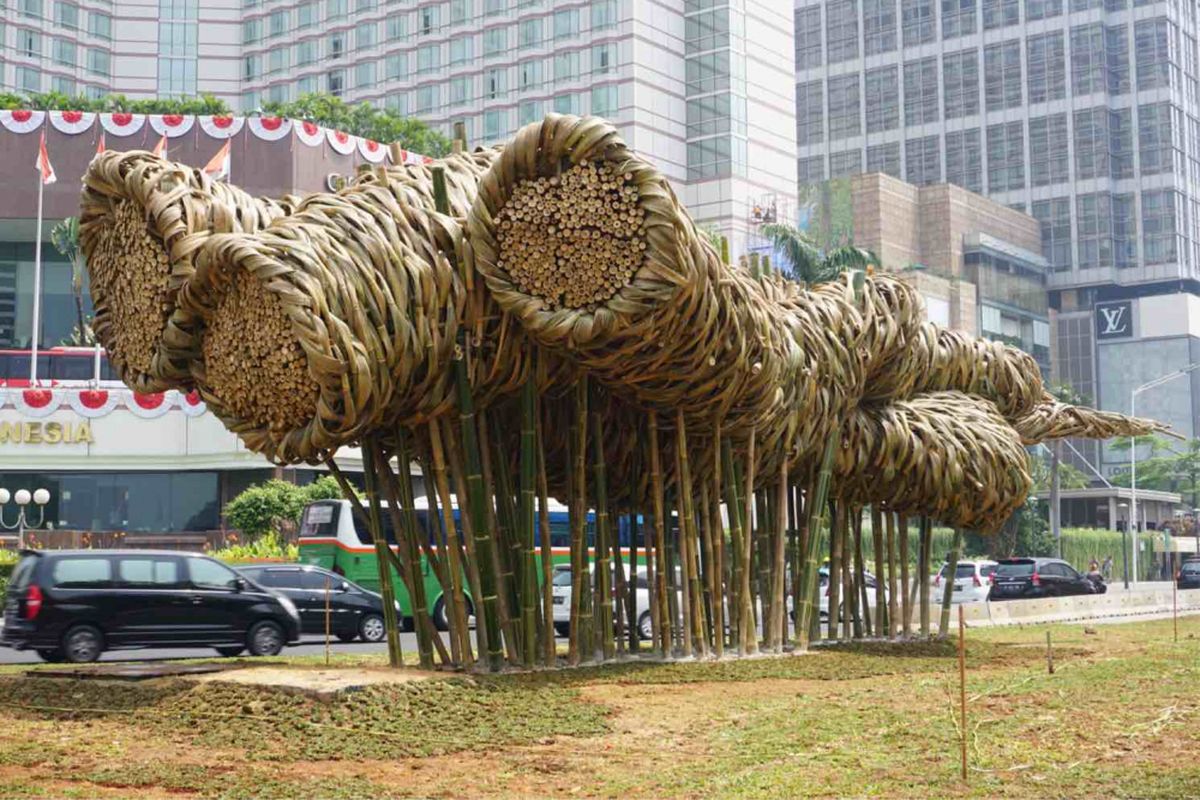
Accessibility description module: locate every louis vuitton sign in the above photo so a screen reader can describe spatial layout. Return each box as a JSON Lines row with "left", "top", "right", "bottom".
{"left": 1095, "top": 300, "right": 1133, "bottom": 340}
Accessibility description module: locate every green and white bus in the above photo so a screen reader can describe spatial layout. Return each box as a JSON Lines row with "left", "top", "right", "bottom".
{"left": 297, "top": 498, "right": 645, "bottom": 630}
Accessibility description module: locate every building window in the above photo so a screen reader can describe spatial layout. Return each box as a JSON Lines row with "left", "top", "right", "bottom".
{"left": 483, "top": 26, "right": 508, "bottom": 57}
{"left": 483, "top": 109, "right": 506, "bottom": 142}
{"left": 942, "top": 49, "right": 979, "bottom": 120}
{"left": 902, "top": 0, "right": 936, "bottom": 46}
{"left": 687, "top": 136, "right": 745, "bottom": 181}
{"left": 553, "top": 93, "right": 580, "bottom": 115}
{"left": 419, "top": 4, "right": 439, "bottom": 34}
{"left": 297, "top": 3, "right": 316, "bottom": 28}
{"left": 449, "top": 76, "right": 471, "bottom": 105}
{"left": 327, "top": 32, "right": 345, "bottom": 60}
{"left": 866, "top": 142, "right": 901, "bottom": 178}
{"left": 826, "top": 0, "right": 859, "bottom": 63}
{"left": 1026, "top": 31, "right": 1065, "bottom": 104}
{"left": 327, "top": 68, "right": 345, "bottom": 96}
{"left": 1024, "top": 0, "right": 1061, "bottom": 20}
{"left": 905, "top": 135, "right": 941, "bottom": 185}
{"left": 417, "top": 44, "right": 440, "bottom": 73}
{"left": 1135, "top": 18, "right": 1178, "bottom": 91}
{"left": 864, "top": 66, "right": 899, "bottom": 133}
{"left": 518, "top": 58, "right": 542, "bottom": 91}
{"left": 519, "top": 99, "right": 543, "bottom": 126}
{"left": 1070, "top": 23, "right": 1105, "bottom": 97}
{"left": 830, "top": 149, "right": 863, "bottom": 178}
{"left": 15, "top": 67, "right": 41, "bottom": 93}
{"left": 863, "top": 0, "right": 896, "bottom": 55}
{"left": 244, "top": 55, "right": 261, "bottom": 80}
{"left": 88, "top": 11, "right": 112, "bottom": 39}
{"left": 243, "top": 18, "right": 261, "bottom": 44}
{"left": 592, "top": 84, "right": 618, "bottom": 116}
{"left": 386, "top": 16, "right": 408, "bottom": 40}
{"left": 827, "top": 74, "right": 860, "bottom": 140}
{"left": 687, "top": 52, "right": 731, "bottom": 94}
{"left": 1029, "top": 113, "right": 1068, "bottom": 187}
{"left": 158, "top": 57, "right": 197, "bottom": 97}
{"left": 796, "top": 80, "right": 823, "bottom": 145}
{"left": 19, "top": 0, "right": 42, "bottom": 19}
{"left": 903, "top": 57, "right": 939, "bottom": 125}
{"left": 987, "top": 121, "right": 1025, "bottom": 192}
{"left": 794, "top": 6, "right": 822, "bottom": 70}
{"left": 982, "top": 0, "right": 1017, "bottom": 29}
{"left": 270, "top": 9, "right": 288, "bottom": 38}
{"left": 294, "top": 40, "right": 316, "bottom": 67}
{"left": 1031, "top": 197, "right": 1071, "bottom": 270}
{"left": 554, "top": 9, "right": 579, "bottom": 39}
{"left": 984, "top": 40, "right": 1022, "bottom": 111}
{"left": 354, "top": 60, "right": 375, "bottom": 88}
{"left": 485, "top": 68, "right": 507, "bottom": 99}
{"left": 554, "top": 51, "right": 580, "bottom": 83}
{"left": 1142, "top": 189, "right": 1179, "bottom": 265}
{"left": 55, "top": 2, "right": 79, "bottom": 29}
{"left": 1139, "top": 102, "right": 1179, "bottom": 176}
{"left": 519, "top": 18, "right": 542, "bottom": 49}
{"left": 414, "top": 84, "right": 438, "bottom": 113}
{"left": 1073, "top": 107, "right": 1107, "bottom": 181}
{"left": 591, "top": 0, "right": 617, "bottom": 30}
{"left": 1076, "top": 192, "right": 1114, "bottom": 269}
{"left": 592, "top": 44, "right": 616, "bottom": 74}
{"left": 87, "top": 48, "right": 110, "bottom": 76}
{"left": 385, "top": 53, "right": 407, "bottom": 80}
{"left": 941, "top": 0, "right": 976, "bottom": 39}
{"left": 449, "top": 0, "right": 469, "bottom": 24}
{"left": 356, "top": 22, "right": 376, "bottom": 50}
{"left": 1113, "top": 193, "right": 1137, "bottom": 268}
{"left": 53, "top": 38, "right": 77, "bottom": 67}
{"left": 449, "top": 36, "right": 473, "bottom": 65}
{"left": 296, "top": 75, "right": 318, "bottom": 96}
{"left": 327, "top": 0, "right": 347, "bottom": 20}
{"left": 798, "top": 156, "right": 825, "bottom": 185}
{"left": 945, "top": 128, "right": 982, "bottom": 193}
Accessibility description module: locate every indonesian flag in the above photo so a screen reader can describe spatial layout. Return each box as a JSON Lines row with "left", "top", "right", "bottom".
{"left": 36, "top": 131, "right": 56, "bottom": 185}
{"left": 95, "top": 132, "right": 106, "bottom": 155}
{"left": 202, "top": 139, "right": 231, "bottom": 180}
{"left": 151, "top": 134, "right": 167, "bottom": 158}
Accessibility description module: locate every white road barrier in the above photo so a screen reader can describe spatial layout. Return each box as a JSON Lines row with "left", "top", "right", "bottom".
{"left": 963, "top": 586, "right": 1200, "bottom": 627}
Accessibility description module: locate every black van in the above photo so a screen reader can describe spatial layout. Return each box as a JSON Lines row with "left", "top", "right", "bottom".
{"left": 1, "top": 550, "right": 302, "bottom": 663}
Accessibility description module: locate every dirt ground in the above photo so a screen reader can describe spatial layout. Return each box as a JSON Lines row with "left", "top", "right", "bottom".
{"left": 0, "top": 619, "right": 1197, "bottom": 798}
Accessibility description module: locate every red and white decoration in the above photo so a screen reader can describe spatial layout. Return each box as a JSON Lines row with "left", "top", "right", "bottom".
{"left": 325, "top": 128, "right": 357, "bottom": 155}
{"left": 12, "top": 388, "right": 64, "bottom": 418}
{"left": 248, "top": 116, "right": 292, "bottom": 141}
{"left": 203, "top": 140, "right": 232, "bottom": 179}
{"left": 0, "top": 109, "right": 46, "bottom": 134}
{"left": 179, "top": 390, "right": 207, "bottom": 417}
{"left": 99, "top": 112, "right": 146, "bottom": 137}
{"left": 126, "top": 391, "right": 173, "bottom": 419}
{"left": 36, "top": 132, "right": 56, "bottom": 185}
{"left": 148, "top": 114, "right": 195, "bottom": 138}
{"left": 393, "top": 148, "right": 429, "bottom": 166}
{"left": 358, "top": 137, "right": 387, "bottom": 163}
{"left": 198, "top": 115, "right": 245, "bottom": 139}
{"left": 294, "top": 119, "right": 325, "bottom": 147}
{"left": 67, "top": 388, "right": 120, "bottom": 419}
{"left": 49, "top": 110, "right": 97, "bottom": 135}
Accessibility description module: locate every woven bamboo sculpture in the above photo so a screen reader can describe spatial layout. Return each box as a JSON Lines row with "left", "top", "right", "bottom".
{"left": 80, "top": 115, "right": 1163, "bottom": 534}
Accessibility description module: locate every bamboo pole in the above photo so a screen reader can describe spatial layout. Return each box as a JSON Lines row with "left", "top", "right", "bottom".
{"left": 939, "top": 527, "right": 965, "bottom": 639}
{"left": 871, "top": 506, "right": 886, "bottom": 637}
{"left": 698, "top": 483, "right": 717, "bottom": 652}
{"left": 674, "top": 428, "right": 695, "bottom": 657}
{"left": 519, "top": 377, "right": 538, "bottom": 667}
{"left": 853, "top": 507, "right": 870, "bottom": 639}
{"left": 536, "top": 400, "right": 556, "bottom": 667}
{"left": 740, "top": 430, "right": 758, "bottom": 654}
{"left": 958, "top": 604, "right": 968, "bottom": 782}
{"left": 627, "top": 513, "right": 639, "bottom": 652}
{"left": 481, "top": 413, "right": 521, "bottom": 664}
{"left": 721, "top": 438, "right": 745, "bottom": 654}
{"left": 770, "top": 461, "right": 788, "bottom": 653}
{"left": 886, "top": 512, "right": 899, "bottom": 639}
{"left": 899, "top": 515, "right": 911, "bottom": 637}
{"left": 827, "top": 502, "right": 842, "bottom": 641}
{"left": 919, "top": 516, "right": 932, "bottom": 638}
{"left": 568, "top": 377, "right": 592, "bottom": 665}
{"left": 427, "top": 419, "right": 473, "bottom": 665}
{"left": 840, "top": 505, "right": 852, "bottom": 641}
{"left": 591, "top": 391, "right": 616, "bottom": 661}
{"left": 649, "top": 413, "right": 669, "bottom": 657}
{"left": 711, "top": 425, "right": 726, "bottom": 657}
{"left": 793, "top": 480, "right": 812, "bottom": 643}
{"left": 362, "top": 437, "right": 404, "bottom": 667}
{"left": 797, "top": 437, "right": 837, "bottom": 651}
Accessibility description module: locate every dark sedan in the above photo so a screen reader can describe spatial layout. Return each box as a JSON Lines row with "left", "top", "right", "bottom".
{"left": 236, "top": 564, "right": 394, "bottom": 642}
{"left": 988, "top": 557, "right": 1104, "bottom": 601}
{"left": 1179, "top": 560, "right": 1200, "bottom": 590}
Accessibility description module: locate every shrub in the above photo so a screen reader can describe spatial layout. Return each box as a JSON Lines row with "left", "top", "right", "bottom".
{"left": 222, "top": 475, "right": 352, "bottom": 541}
{"left": 208, "top": 532, "right": 298, "bottom": 564}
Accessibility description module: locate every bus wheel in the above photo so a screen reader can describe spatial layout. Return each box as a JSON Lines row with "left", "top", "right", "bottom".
{"left": 432, "top": 597, "right": 450, "bottom": 631}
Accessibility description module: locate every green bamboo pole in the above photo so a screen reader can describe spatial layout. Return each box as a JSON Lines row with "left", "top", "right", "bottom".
{"left": 740, "top": 429, "right": 758, "bottom": 654}
{"left": 827, "top": 501, "right": 842, "bottom": 641}
{"left": 362, "top": 438, "right": 404, "bottom": 667}
{"left": 797, "top": 437, "right": 837, "bottom": 651}
{"left": 939, "top": 527, "right": 965, "bottom": 639}
{"left": 853, "top": 507, "right": 870, "bottom": 639}
{"left": 427, "top": 420, "right": 473, "bottom": 666}
{"left": 519, "top": 376, "right": 537, "bottom": 667}
{"left": 839, "top": 504, "right": 852, "bottom": 641}
{"left": 482, "top": 412, "right": 522, "bottom": 664}
{"left": 568, "top": 376, "right": 592, "bottom": 665}
{"left": 698, "top": 483, "right": 717, "bottom": 651}
{"left": 710, "top": 423, "right": 726, "bottom": 657}
{"left": 536, "top": 398, "right": 556, "bottom": 667}
{"left": 721, "top": 439, "right": 743, "bottom": 651}
{"left": 755, "top": 488, "right": 769, "bottom": 637}
{"left": 886, "top": 511, "right": 899, "bottom": 639}
{"left": 675, "top": 409, "right": 707, "bottom": 657}
{"left": 899, "top": 515, "right": 912, "bottom": 637}
{"left": 674, "top": 454, "right": 694, "bottom": 657}
{"left": 648, "top": 413, "right": 669, "bottom": 657}
{"left": 591, "top": 392, "right": 615, "bottom": 661}
{"left": 871, "top": 506, "right": 886, "bottom": 637}
{"left": 769, "top": 462, "right": 788, "bottom": 653}
{"left": 793, "top": 480, "right": 811, "bottom": 642}
{"left": 919, "top": 516, "right": 932, "bottom": 637}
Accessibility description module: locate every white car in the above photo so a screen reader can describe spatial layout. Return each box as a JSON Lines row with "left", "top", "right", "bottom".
{"left": 816, "top": 566, "right": 888, "bottom": 622}
{"left": 933, "top": 559, "right": 998, "bottom": 604}
{"left": 552, "top": 564, "right": 672, "bottom": 641}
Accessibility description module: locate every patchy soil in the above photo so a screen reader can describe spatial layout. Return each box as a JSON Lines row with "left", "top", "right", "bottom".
{"left": 0, "top": 618, "right": 1197, "bottom": 798}
{"left": 191, "top": 665, "right": 438, "bottom": 700}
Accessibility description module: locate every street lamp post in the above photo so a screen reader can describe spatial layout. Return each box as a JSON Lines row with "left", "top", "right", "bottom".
{"left": 1131, "top": 363, "right": 1200, "bottom": 585}
{"left": 0, "top": 488, "right": 51, "bottom": 549}
{"left": 1118, "top": 502, "right": 1130, "bottom": 588}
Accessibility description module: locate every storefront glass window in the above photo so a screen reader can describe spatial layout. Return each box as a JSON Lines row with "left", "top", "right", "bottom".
{"left": 0, "top": 472, "right": 220, "bottom": 532}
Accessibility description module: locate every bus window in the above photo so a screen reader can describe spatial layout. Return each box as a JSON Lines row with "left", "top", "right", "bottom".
{"left": 300, "top": 502, "right": 341, "bottom": 538}
{"left": 350, "top": 506, "right": 397, "bottom": 545}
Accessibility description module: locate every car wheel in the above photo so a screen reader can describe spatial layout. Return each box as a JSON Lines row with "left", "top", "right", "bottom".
{"left": 432, "top": 597, "right": 450, "bottom": 631}
{"left": 35, "top": 648, "right": 64, "bottom": 663}
{"left": 335, "top": 631, "right": 357, "bottom": 643}
{"left": 553, "top": 622, "right": 569, "bottom": 637}
{"left": 637, "top": 611, "right": 653, "bottom": 642}
{"left": 247, "top": 620, "right": 285, "bottom": 657}
{"left": 62, "top": 625, "right": 103, "bottom": 664}
{"left": 215, "top": 646, "right": 244, "bottom": 657}
{"left": 359, "top": 613, "right": 386, "bottom": 643}
{"left": 400, "top": 616, "right": 415, "bottom": 633}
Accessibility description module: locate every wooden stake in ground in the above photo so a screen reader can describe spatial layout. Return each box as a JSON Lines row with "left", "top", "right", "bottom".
{"left": 958, "top": 604, "right": 967, "bottom": 782}
{"left": 939, "top": 527, "right": 965, "bottom": 639}
{"left": 649, "top": 413, "right": 670, "bottom": 657}
{"left": 1045, "top": 630, "right": 1054, "bottom": 674}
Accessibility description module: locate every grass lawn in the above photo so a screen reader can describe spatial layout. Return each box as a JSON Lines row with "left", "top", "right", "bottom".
{"left": 0, "top": 617, "right": 1196, "bottom": 798}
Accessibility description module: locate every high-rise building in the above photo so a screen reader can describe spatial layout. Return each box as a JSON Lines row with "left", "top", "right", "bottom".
{"left": 793, "top": 0, "right": 1200, "bottom": 481}
{"left": 1, "top": 0, "right": 798, "bottom": 252}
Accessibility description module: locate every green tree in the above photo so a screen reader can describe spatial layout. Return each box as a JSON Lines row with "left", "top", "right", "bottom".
{"left": 50, "top": 216, "right": 93, "bottom": 346}
{"left": 223, "top": 475, "right": 352, "bottom": 541}
{"left": 261, "top": 93, "right": 451, "bottom": 155}
{"left": 760, "top": 222, "right": 876, "bottom": 284}
{"left": 1110, "top": 437, "right": 1200, "bottom": 508}
{"left": 0, "top": 92, "right": 231, "bottom": 115}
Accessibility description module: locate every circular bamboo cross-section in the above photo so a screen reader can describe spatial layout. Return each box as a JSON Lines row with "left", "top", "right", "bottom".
{"left": 80, "top": 151, "right": 292, "bottom": 392}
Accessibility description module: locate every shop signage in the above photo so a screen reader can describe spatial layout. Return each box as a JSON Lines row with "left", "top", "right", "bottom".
{"left": 1095, "top": 300, "right": 1133, "bottom": 340}
{"left": 0, "top": 421, "right": 94, "bottom": 444}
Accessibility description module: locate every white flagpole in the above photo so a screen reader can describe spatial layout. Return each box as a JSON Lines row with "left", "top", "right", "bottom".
{"left": 29, "top": 174, "right": 45, "bottom": 385}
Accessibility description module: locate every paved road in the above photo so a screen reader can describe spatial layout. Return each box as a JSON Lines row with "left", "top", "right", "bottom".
{"left": 0, "top": 633, "right": 413, "bottom": 665}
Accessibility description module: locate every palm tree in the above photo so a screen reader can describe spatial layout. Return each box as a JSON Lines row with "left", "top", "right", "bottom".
{"left": 50, "top": 216, "right": 93, "bottom": 346}
{"left": 760, "top": 223, "right": 876, "bottom": 284}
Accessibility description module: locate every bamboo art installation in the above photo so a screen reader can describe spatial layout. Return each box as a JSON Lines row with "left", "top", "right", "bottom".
{"left": 81, "top": 114, "right": 1165, "bottom": 668}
